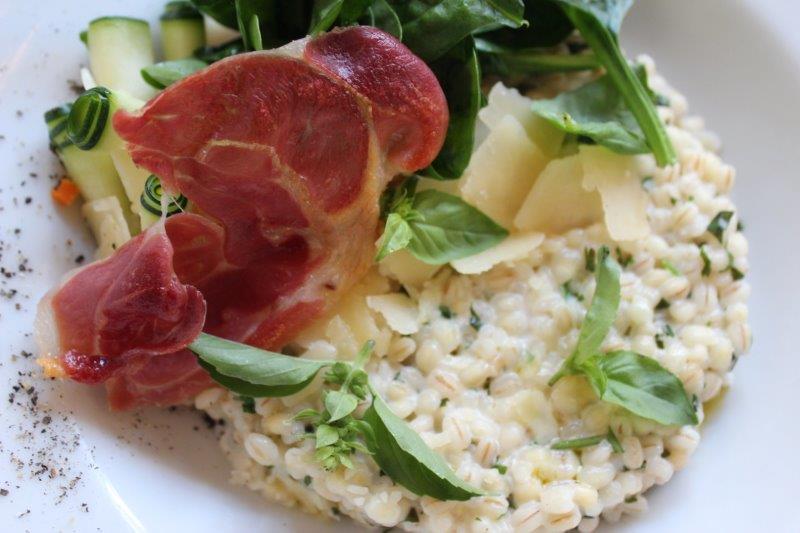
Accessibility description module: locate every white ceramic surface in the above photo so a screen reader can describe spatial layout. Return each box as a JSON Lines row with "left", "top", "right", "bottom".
{"left": 1, "top": 1, "right": 798, "bottom": 531}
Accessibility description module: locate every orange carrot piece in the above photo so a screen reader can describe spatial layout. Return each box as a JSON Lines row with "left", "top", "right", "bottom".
{"left": 52, "top": 178, "right": 80, "bottom": 206}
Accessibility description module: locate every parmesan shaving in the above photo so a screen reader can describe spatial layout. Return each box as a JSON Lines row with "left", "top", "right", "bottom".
{"left": 380, "top": 249, "right": 440, "bottom": 287}
{"left": 451, "top": 232, "right": 544, "bottom": 275}
{"left": 366, "top": 294, "right": 420, "bottom": 335}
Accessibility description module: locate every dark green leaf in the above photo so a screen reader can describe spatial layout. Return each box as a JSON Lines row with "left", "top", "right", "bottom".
{"left": 339, "top": 0, "right": 373, "bottom": 24}
{"left": 238, "top": 395, "right": 257, "bottom": 413}
{"left": 375, "top": 212, "right": 413, "bottom": 261}
{"left": 405, "top": 190, "right": 508, "bottom": 264}
{"left": 476, "top": 38, "right": 599, "bottom": 77}
{"left": 367, "top": 0, "right": 402, "bottom": 38}
{"left": 393, "top": 0, "right": 526, "bottom": 61}
{"left": 707, "top": 211, "right": 734, "bottom": 243}
{"left": 236, "top": 0, "right": 265, "bottom": 50}
{"left": 583, "top": 351, "right": 699, "bottom": 426}
{"left": 532, "top": 73, "right": 649, "bottom": 155}
{"left": 141, "top": 59, "right": 207, "bottom": 89}
{"left": 325, "top": 390, "right": 360, "bottom": 422}
{"left": 424, "top": 37, "right": 481, "bottom": 180}
{"left": 309, "top": 0, "right": 345, "bottom": 34}
{"left": 557, "top": 4, "right": 676, "bottom": 166}
{"left": 190, "top": 333, "right": 333, "bottom": 395}
{"left": 479, "top": 0, "right": 574, "bottom": 48}
{"left": 191, "top": 0, "right": 239, "bottom": 27}
{"left": 699, "top": 245, "right": 711, "bottom": 276}
{"left": 193, "top": 38, "right": 246, "bottom": 63}
{"left": 363, "top": 393, "right": 481, "bottom": 500}
{"left": 556, "top": 0, "right": 633, "bottom": 33}
{"left": 551, "top": 434, "right": 604, "bottom": 450}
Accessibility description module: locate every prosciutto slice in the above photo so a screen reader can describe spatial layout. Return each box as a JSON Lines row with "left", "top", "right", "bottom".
{"left": 37, "top": 27, "right": 447, "bottom": 409}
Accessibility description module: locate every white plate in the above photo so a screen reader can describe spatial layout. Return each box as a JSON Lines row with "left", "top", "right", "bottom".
{"left": 1, "top": 1, "right": 798, "bottom": 531}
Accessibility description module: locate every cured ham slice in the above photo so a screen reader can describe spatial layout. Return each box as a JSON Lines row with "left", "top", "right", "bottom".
{"left": 38, "top": 27, "right": 448, "bottom": 409}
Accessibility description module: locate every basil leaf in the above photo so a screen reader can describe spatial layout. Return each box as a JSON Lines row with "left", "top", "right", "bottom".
{"left": 707, "top": 211, "right": 734, "bottom": 243}
{"left": 190, "top": 333, "right": 333, "bottom": 393}
{"left": 475, "top": 39, "right": 599, "bottom": 77}
{"left": 325, "top": 390, "right": 359, "bottom": 422}
{"left": 375, "top": 212, "right": 413, "bottom": 262}
{"left": 424, "top": 37, "right": 481, "bottom": 180}
{"left": 556, "top": 0, "right": 633, "bottom": 33}
{"left": 583, "top": 351, "right": 698, "bottom": 426}
{"left": 367, "top": 0, "right": 402, "bottom": 38}
{"left": 555, "top": 3, "right": 676, "bottom": 166}
{"left": 362, "top": 392, "right": 481, "bottom": 500}
{"left": 393, "top": 0, "right": 526, "bottom": 62}
{"left": 197, "top": 358, "right": 318, "bottom": 397}
{"left": 316, "top": 424, "right": 340, "bottom": 448}
{"left": 550, "top": 246, "right": 620, "bottom": 384}
{"left": 141, "top": 59, "right": 207, "bottom": 90}
{"left": 532, "top": 73, "right": 649, "bottom": 155}
{"left": 405, "top": 190, "right": 508, "bottom": 264}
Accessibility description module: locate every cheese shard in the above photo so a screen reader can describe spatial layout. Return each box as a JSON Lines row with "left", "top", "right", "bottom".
{"left": 480, "top": 82, "right": 565, "bottom": 157}
{"left": 514, "top": 155, "right": 603, "bottom": 234}
{"left": 579, "top": 145, "right": 650, "bottom": 241}
{"left": 451, "top": 232, "right": 544, "bottom": 275}
{"left": 82, "top": 196, "right": 132, "bottom": 259}
{"left": 460, "top": 115, "right": 548, "bottom": 229}
{"left": 381, "top": 249, "right": 441, "bottom": 287}
{"left": 366, "top": 294, "right": 420, "bottom": 335}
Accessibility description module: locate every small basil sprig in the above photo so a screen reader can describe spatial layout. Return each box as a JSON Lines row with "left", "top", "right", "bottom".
{"left": 549, "top": 247, "right": 698, "bottom": 427}
{"left": 189, "top": 334, "right": 480, "bottom": 500}
{"left": 141, "top": 59, "right": 207, "bottom": 90}
{"left": 376, "top": 180, "right": 508, "bottom": 264}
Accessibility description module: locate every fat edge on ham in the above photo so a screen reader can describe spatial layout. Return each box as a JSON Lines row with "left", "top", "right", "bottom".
{"left": 35, "top": 27, "right": 448, "bottom": 409}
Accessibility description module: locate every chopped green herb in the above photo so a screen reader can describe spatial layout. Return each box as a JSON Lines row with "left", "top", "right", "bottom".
{"left": 303, "top": 475, "right": 312, "bottom": 486}
{"left": 664, "top": 324, "right": 675, "bottom": 337}
{"left": 615, "top": 247, "right": 633, "bottom": 268}
{"left": 584, "top": 247, "right": 596, "bottom": 272}
{"left": 606, "top": 428, "right": 624, "bottom": 453}
{"left": 655, "top": 298, "right": 670, "bottom": 310}
{"left": 724, "top": 250, "right": 745, "bottom": 280}
{"left": 469, "top": 306, "right": 483, "bottom": 331}
{"left": 492, "top": 463, "right": 508, "bottom": 475}
{"left": 707, "top": 211, "right": 734, "bottom": 243}
{"left": 641, "top": 176, "right": 654, "bottom": 190}
{"left": 238, "top": 395, "right": 256, "bottom": 413}
{"left": 551, "top": 434, "right": 605, "bottom": 450}
{"left": 440, "top": 398, "right": 449, "bottom": 408}
{"left": 659, "top": 258, "right": 681, "bottom": 276}
{"left": 670, "top": 197, "right": 678, "bottom": 206}
{"left": 562, "top": 281, "right": 585, "bottom": 301}
{"left": 699, "top": 245, "right": 712, "bottom": 276}
{"left": 624, "top": 495, "right": 638, "bottom": 504}
{"left": 737, "top": 220, "right": 745, "bottom": 232}
{"left": 439, "top": 305, "right": 453, "bottom": 319}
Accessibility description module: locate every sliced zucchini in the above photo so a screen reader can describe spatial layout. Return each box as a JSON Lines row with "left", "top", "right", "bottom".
{"left": 45, "top": 104, "right": 139, "bottom": 233}
{"left": 161, "top": 1, "right": 206, "bottom": 60}
{"left": 87, "top": 16, "right": 157, "bottom": 101}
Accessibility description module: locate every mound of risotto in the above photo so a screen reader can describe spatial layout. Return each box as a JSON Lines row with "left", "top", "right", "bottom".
{"left": 194, "top": 57, "right": 751, "bottom": 533}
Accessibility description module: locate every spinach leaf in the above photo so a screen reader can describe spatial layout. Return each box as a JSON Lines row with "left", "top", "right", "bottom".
{"left": 531, "top": 73, "right": 649, "bottom": 155}
{"left": 362, "top": 392, "right": 482, "bottom": 500}
{"left": 366, "top": 0, "right": 402, "bottom": 38}
{"left": 375, "top": 212, "right": 413, "bottom": 261}
{"left": 191, "top": 0, "right": 238, "bottom": 28}
{"left": 550, "top": 246, "right": 620, "bottom": 384}
{"left": 556, "top": 0, "right": 633, "bottom": 33}
{"left": 406, "top": 190, "right": 508, "bottom": 264}
{"left": 392, "top": 0, "right": 526, "bottom": 62}
{"left": 141, "top": 59, "right": 207, "bottom": 89}
{"left": 582, "top": 350, "right": 698, "bottom": 426}
{"left": 194, "top": 38, "right": 246, "bottom": 63}
{"left": 555, "top": 2, "right": 676, "bottom": 166}
{"left": 476, "top": 38, "right": 599, "bottom": 77}
{"left": 190, "top": 333, "right": 333, "bottom": 394}
{"left": 235, "top": 0, "right": 266, "bottom": 50}
{"left": 309, "top": 0, "right": 346, "bottom": 34}
{"left": 479, "top": 0, "right": 574, "bottom": 48}
{"left": 425, "top": 37, "right": 482, "bottom": 180}
{"left": 339, "top": 0, "right": 373, "bottom": 24}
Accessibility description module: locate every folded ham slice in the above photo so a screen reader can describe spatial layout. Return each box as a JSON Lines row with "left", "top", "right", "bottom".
{"left": 37, "top": 27, "right": 447, "bottom": 409}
